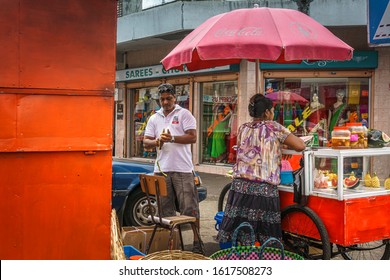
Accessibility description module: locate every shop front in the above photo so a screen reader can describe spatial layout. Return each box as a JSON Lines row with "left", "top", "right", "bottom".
{"left": 114, "top": 64, "right": 238, "bottom": 165}
{"left": 115, "top": 51, "right": 378, "bottom": 175}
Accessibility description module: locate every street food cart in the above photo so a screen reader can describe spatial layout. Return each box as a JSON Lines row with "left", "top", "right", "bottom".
{"left": 279, "top": 147, "right": 390, "bottom": 260}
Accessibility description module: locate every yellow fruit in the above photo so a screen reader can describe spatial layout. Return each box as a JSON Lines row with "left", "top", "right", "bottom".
{"left": 364, "top": 172, "right": 372, "bottom": 187}
{"left": 371, "top": 172, "right": 380, "bottom": 188}
{"left": 385, "top": 175, "right": 390, "bottom": 190}
{"left": 349, "top": 171, "right": 356, "bottom": 181}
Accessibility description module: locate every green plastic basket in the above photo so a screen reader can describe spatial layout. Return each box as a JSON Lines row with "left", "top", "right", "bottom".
{"left": 210, "top": 222, "right": 304, "bottom": 260}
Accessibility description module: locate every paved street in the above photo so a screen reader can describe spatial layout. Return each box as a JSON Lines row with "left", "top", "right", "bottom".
{"left": 183, "top": 172, "right": 231, "bottom": 256}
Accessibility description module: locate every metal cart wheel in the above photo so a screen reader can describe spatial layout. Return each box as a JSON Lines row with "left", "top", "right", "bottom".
{"left": 281, "top": 204, "right": 332, "bottom": 260}
{"left": 337, "top": 239, "right": 390, "bottom": 260}
{"left": 217, "top": 182, "right": 232, "bottom": 212}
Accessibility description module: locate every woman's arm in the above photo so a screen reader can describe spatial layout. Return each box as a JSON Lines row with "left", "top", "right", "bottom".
{"left": 283, "top": 133, "right": 306, "bottom": 152}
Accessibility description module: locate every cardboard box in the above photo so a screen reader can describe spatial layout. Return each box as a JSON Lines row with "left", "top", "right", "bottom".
{"left": 122, "top": 226, "right": 180, "bottom": 254}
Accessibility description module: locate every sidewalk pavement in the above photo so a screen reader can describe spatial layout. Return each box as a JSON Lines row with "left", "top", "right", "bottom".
{"left": 183, "top": 171, "right": 231, "bottom": 256}
{"left": 198, "top": 171, "right": 231, "bottom": 200}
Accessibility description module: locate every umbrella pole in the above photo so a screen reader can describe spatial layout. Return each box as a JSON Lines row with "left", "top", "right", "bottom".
{"left": 255, "top": 59, "right": 261, "bottom": 93}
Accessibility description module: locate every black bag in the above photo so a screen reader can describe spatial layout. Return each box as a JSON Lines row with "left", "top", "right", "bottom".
{"left": 293, "top": 157, "right": 308, "bottom": 206}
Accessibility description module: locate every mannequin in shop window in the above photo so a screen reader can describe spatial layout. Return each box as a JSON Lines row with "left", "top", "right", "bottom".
{"left": 282, "top": 90, "right": 294, "bottom": 127}
{"left": 227, "top": 104, "right": 238, "bottom": 164}
{"left": 143, "top": 91, "right": 159, "bottom": 116}
{"left": 207, "top": 104, "right": 232, "bottom": 163}
{"left": 328, "top": 89, "right": 348, "bottom": 135}
{"left": 266, "top": 83, "right": 274, "bottom": 93}
{"left": 305, "top": 93, "right": 328, "bottom": 145}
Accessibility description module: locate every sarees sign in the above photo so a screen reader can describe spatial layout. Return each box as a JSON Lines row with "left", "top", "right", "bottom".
{"left": 116, "top": 64, "right": 230, "bottom": 82}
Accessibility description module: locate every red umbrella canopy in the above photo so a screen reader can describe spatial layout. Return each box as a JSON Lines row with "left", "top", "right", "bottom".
{"left": 265, "top": 91, "right": 309, "bottom": 105}
{"left": 161, "top": 7, "right": 354, "bottom": 71}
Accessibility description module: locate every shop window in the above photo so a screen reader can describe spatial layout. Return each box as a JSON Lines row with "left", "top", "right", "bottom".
{"left": 131, "top": 84, "right": 190, "bottom": 158}
{"left": 265, "top": 77, "right": 370, "bottom": 177}
{"left": 264, "top": 77, "right": 370, "bottom": 146}
{"left": 200, "top": 81, "right": 238, "bottom": 165}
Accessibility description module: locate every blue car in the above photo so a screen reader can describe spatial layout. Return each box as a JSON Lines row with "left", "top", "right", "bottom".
{"left": 112, "top": 157, "right": 207, "bottom": 226}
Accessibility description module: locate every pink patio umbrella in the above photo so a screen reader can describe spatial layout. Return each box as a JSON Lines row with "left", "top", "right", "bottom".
{"left": 161, "top": 6, "right": 353, "bottom": 92}
{"left": 265, "top": 91, "right": 309, "bottom": 105}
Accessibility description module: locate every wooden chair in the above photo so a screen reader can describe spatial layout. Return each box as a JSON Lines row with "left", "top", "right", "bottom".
{"left": 139, "top": 174, "right": 203, "bottom": 254}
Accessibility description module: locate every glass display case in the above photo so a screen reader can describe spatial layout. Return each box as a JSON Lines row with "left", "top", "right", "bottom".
{"left": 305, "top": 147, "right": 390, "bottom": 200}
{"left": 278, "top": 148, "right": 390, "bottom": 258}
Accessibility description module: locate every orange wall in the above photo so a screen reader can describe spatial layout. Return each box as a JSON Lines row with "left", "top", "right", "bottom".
{"left": 0, "top": 0, "right": 116, "bottom": 259}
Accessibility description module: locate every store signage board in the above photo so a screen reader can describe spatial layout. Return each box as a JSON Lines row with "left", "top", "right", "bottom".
{"left": 260, "top": 51, "right": 378, "bottom": 70}
{"left": 368, "top": 0, "right": 390, "bottom": 46}
{"left": 116, "top": 64, "right": 231, "bottom": 82}
{"left": 116, "top": 51, "right": 377, "bottom": 82}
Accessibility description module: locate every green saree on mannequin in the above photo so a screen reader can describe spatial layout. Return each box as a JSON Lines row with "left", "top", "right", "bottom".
{"left": 329, "top": 103, "right": 346, "bottom": 134}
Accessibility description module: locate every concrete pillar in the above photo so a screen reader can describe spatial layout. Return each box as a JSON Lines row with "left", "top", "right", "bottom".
{"left": 373, "top": 48, "right": 390, "bottom": 178}
{"left": 238, "top": 60, "right": 258, "bottom": 127}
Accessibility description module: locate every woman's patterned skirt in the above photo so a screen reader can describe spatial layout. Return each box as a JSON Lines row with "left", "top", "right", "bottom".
{"left": 217, "top": 178, "right": 282, "bottom": 245}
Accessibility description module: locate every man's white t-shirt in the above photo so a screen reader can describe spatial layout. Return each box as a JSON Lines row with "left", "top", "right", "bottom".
{"left": 144, "top": 105, "right": 196, "bottom": 173}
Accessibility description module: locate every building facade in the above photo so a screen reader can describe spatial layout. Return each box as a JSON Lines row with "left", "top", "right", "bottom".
{"left": 115, "top": 0, "right": 390, "bottom": 175}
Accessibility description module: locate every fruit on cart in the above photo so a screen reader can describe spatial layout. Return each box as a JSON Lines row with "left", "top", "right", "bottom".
{"left": 343, "top": 177, "right": 359, "bottom": 188}
{"left": 385, "top": 175, "right": 390, "bottom": 190}
{"left": 327, "top": 173, "right": 338, "bottom": 187}
{"left": 363, "top": 172, "right": 372, "bottom": 187}
{"left": 343, "top": 172, "right": 359, "bottom": 189}
{"left": 314, "top": 172, "right": 328, "bottom": 189}
{"left": 383, "top": 132, "right": 390, "bottom": 142}
{"left": 367, "top": 129, "right": 390, "bottom": 148}
{"left": 371, "top": 172, "right": 380, "bottom": 188}
{"left": 331, "top": 177, "right": 338, "bottom": 187}
{"left": 327, "top": 173, "right": 337, "bottom": 180}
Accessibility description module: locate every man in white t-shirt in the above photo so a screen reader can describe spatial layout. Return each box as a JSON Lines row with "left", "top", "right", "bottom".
{"left": 143, "top": 83, "right": 204, "bottom": 255}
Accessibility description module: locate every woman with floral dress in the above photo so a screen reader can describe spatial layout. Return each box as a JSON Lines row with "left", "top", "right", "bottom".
{"left": 217, "top": 94, "right": 305, "bottom": 246}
